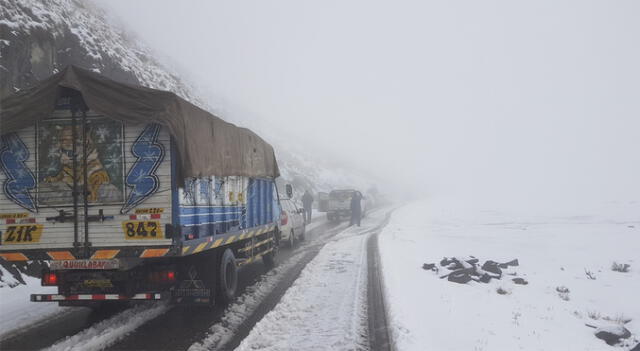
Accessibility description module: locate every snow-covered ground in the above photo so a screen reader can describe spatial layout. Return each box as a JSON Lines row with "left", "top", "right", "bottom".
{"left": 379, "top": 200, "right": 640, "bottom": 351}
{"left": 232, "top": 209, "right": 389, "bottom": 351}
{"left": 0, "top": 272, "right": 70, "bottom": 340}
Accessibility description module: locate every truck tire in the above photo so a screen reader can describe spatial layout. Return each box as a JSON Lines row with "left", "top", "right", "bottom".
{"left": 287, "top": 229, "right": 295, "bottom": 248}
{"left": 217, "top": 249, "right": 238, "bottom": 304}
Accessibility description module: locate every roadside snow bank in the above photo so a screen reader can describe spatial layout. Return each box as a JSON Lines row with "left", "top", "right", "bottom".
{"left": 379, "top": 200, "right": 640, "bottom": 351}
{"left": 0, "top": 274, "right": 69, "bottom": 340}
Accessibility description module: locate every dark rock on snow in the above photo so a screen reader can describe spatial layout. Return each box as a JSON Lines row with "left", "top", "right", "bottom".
{"left": 512, "top": 278, "right": 528, "bottom": 285}
{"left": 594, "top": 326, "right": 631, "bottom": 346}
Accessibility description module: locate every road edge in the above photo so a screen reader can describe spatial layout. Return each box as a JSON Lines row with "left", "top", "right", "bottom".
{"left": 367, "top": 212, "right": 394, "bottom": 351}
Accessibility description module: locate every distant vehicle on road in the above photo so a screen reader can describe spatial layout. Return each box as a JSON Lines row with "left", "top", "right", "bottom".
{"left": 279, "top": 190, "right": 306, "bottom": 247}
{"left": 317, "top": 192, "right": 329, "bottom": 212}
{"left": 322, "top": 189, "right": 367, "bottom": 222}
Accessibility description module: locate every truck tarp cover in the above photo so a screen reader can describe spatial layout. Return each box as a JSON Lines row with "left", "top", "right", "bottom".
{"left": 0, "top": 65, "right": 280, "bottom": 182}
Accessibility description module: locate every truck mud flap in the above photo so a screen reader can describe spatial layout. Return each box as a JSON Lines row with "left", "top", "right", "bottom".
{"left": 31, "top": 293, "right": 165, "bottom": 302}
{"left": 171, "top": 274, "right": 213, "bottom": 305}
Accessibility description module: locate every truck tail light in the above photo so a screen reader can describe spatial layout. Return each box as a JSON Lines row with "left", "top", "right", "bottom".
{"left": 42, "top": 272, "right": 58, "bottom": 286}
{"left": 148, "top": 270, "right": 176, "bottom": 284}
{"left": 166, "top": 271, "right": 175, "bottom": 282}
{"left": 280, "top": 210, "right": 288, "bottom": 226}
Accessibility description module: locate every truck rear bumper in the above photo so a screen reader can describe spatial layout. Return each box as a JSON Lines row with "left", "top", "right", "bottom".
{"left": 31, "top": 293, "right": 164, "bottom": 302}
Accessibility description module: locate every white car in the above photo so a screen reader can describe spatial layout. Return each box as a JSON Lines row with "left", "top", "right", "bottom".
{"left": 279, "top": 198, "right": 306, "bottom": 247}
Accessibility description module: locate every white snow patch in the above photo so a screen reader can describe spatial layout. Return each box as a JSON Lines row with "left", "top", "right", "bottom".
{"left": 379, "top": 199, "right": 640, "bottom": 351}
{"left": 0, "top": 273, "right": 69, "bottom": 340}
{"left": 0, "top": 265, "right": 21, "bottom": 288}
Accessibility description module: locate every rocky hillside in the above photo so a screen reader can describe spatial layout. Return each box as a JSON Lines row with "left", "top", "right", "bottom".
{"left": 0, "top": 0, "right": 198, "bottom": 101}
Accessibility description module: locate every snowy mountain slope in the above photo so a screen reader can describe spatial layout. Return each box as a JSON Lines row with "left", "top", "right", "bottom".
{"left": 0, "top": 0, "right": 200, "bottom": 102}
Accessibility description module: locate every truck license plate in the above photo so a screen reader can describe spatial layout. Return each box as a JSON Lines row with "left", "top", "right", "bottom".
{"left": 2, "top": 224, "right": 44, "bottom": 244}
{"left": 122, "top": 220, "right": 163, "bottom": 240}
{"left": 50, "top": 259, "right": 120, "bottom": 270}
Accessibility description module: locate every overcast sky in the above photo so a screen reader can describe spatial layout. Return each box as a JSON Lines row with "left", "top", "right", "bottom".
{"left": 97, "top": 0, "right": 640, "bottom": 212}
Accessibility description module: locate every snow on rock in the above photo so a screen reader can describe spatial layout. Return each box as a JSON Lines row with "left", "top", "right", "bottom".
{"left": 379, "top": 199, "right": 640, "bottom": 350}
{"left": 0, "top": 265, "right": 22, "bottom": 288}
{"left": 0, "top": 0, "right": 202, "bottom": 104}
{"left": 591, "top": 323, "right": 632, "bottom": 346}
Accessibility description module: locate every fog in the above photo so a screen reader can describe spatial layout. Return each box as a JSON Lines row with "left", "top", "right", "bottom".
{"left": 97, "top": 0, "right": 640, "bottom": 212}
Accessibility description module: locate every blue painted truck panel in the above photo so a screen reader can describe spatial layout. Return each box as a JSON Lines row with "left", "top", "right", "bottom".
{"left": 176, "top": 174, "right": 279, "bottom": 241}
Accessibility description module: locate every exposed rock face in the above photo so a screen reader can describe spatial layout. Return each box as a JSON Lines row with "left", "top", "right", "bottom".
{"left": 0, "top": 0, "right": 197, "bottom": 103}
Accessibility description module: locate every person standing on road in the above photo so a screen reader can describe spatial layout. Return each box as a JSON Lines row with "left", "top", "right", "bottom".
{"left": 350, "top": 191, "right": 362, "bottom": 227}
{"left": 302, "top": 190, "right": 314, "bottom": 224}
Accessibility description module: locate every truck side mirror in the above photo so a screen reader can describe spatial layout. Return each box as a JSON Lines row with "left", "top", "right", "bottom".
{"left": 286, "top": 184, "right": 293, "bottom": 199}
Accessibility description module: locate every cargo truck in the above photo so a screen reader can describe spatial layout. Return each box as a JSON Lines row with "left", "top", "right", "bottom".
{"left": 321, "top": 189, "right": 366, "bottom": 222}
{"left": 0, "top": 66, "right": 282, "bottom": 306}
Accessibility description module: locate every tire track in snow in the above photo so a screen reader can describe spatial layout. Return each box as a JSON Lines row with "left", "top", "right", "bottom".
{"left": 43, "top": 303, "right": 170, "bottom": 351}
{"left": 367, "top": 214, "right": 393, "bottom": 351}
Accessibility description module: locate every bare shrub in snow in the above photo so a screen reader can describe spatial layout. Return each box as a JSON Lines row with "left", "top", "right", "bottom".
{"left": 584, "top": 269, "right": 596, "bottom": 280}
{"left": 512, "top": 312, "right": 522, "bottom": 326}
{"left": 556, "top": 286, "right": 570, "bottom": 301}
{"left": 588, "top": 311, "right": 601, "bottom": 320}
{"left": 603, "top": 314, "right": 632, "bottom": 325}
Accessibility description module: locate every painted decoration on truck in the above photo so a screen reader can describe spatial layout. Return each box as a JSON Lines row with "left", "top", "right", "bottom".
{"left": 0, "top": 133, "right": 37, "bottom": 212}
{"left": 37, "top": 119, "right": 125, "bottom": 205}
{"left": 121, "top": 124, "right": 165, "bottom": 213}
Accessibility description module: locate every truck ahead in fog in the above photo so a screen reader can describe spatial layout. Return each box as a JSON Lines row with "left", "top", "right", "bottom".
{"left": 0, "top": 66, "right": 282, "bottom": 307}
{"left": 321, "top": 189, "right": 366, "bottom": 222}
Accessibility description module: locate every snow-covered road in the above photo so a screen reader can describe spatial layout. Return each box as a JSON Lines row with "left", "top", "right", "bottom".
{"left": 232, "top": 222, "right": 375, "bottom": 351}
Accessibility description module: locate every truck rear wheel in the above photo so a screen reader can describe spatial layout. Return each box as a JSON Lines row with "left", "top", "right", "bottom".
{"left": 217, "top": 249, "right": 238, "bottom": 304}
{"left": 287, "top": 229, "right": 295, "bottom": 248}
